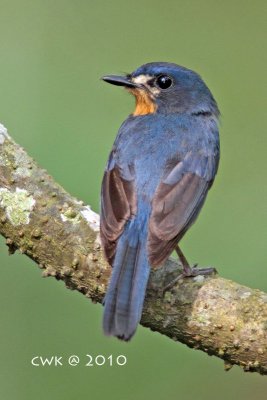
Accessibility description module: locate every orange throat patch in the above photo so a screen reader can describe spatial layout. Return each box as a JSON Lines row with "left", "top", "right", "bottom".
{"left": 128, "top": 88, "right": 157, "bottom": 116}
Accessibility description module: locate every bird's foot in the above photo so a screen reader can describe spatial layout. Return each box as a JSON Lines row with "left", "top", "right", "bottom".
{"left": 163, "top": 264, "right": 217, "bottom": 294}
{"left": 185, "top": 264, "right": 217, "bottom": 278}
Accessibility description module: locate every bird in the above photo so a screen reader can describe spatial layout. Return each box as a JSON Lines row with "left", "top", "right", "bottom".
{"left": 100, "top": 62, "right": 220, "bottom": 341}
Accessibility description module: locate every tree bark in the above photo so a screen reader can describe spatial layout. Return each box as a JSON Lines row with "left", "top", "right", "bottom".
{"left": 0, "top": 123, "right": 267, "bottom": 375}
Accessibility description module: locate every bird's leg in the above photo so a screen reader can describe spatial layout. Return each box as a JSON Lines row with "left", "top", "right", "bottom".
{"left": 175, "top": 245, "right": 192, "bottom": 276}
{"left": 163, "top": 245, "right": 216, "bottom": 293}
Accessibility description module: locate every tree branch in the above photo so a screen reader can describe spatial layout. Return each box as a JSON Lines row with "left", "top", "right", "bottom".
{"left": 0, "top": 123, "right": 267, "bottom": 375}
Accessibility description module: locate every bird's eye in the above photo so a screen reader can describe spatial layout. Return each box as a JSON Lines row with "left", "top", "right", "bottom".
{"left": 155, "top": 75, "right": 173, "bottom": 89}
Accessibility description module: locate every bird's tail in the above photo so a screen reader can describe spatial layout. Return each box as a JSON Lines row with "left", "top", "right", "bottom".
{"left": 103, "top": 228, "right": 150, "bottom": 341}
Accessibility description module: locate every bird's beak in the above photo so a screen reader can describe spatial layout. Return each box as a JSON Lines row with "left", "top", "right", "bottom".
{"left": 101, "top": 75, "right": 140, "bottom": 89}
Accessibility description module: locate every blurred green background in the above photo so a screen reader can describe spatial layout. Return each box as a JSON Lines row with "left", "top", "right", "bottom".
{"left": 0, "top": 0, "right": 266, "bottom": 399}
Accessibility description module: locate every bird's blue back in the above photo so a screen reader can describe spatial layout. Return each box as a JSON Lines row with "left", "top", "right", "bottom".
{"left": 111, "top": 113, "right": 219, "bottom": 200}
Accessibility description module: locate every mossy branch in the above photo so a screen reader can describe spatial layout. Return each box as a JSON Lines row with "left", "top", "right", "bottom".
{"left": 0, "top": 123, "right": 267, "bottom": 375}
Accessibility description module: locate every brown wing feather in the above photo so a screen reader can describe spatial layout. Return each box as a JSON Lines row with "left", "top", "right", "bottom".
{"left": 148, "top": 171, "right": 210, "bottom": 267}
{"left": 100, "top": 166, "right": 136, "bottom": 265}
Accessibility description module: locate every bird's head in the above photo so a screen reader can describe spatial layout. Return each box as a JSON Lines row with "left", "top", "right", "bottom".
{"left": 102, "top": 62, "right": 219, "bottom": 117}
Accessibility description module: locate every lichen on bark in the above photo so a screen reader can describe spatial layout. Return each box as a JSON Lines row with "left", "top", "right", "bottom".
{"left": 0, "top": 187, "right": 36, "bottom": 225}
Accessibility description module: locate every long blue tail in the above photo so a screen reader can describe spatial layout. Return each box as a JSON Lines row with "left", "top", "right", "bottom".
{"left": 103, "top": 229, "right": 150, "bottom": 341}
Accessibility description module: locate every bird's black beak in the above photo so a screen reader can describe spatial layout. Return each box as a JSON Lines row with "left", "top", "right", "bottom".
{"left": 101, "top": 75, "right": 139, "bottom": 89}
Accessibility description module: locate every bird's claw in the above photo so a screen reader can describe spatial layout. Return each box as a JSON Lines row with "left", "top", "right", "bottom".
{"left": 162, "top": 265, "right": 217, "bottom": 295}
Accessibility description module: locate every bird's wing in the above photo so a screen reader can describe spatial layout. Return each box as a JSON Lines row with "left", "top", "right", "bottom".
{"left": 148, "top": 150, "right": 219, "bottom": 266}
{"left": 100, "top": 154, "right": 137, "bottom": 265}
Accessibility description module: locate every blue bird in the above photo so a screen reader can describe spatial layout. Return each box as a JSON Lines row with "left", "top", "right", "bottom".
{"left": 100, "top": 62, "right": 220, "bottom": 341}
